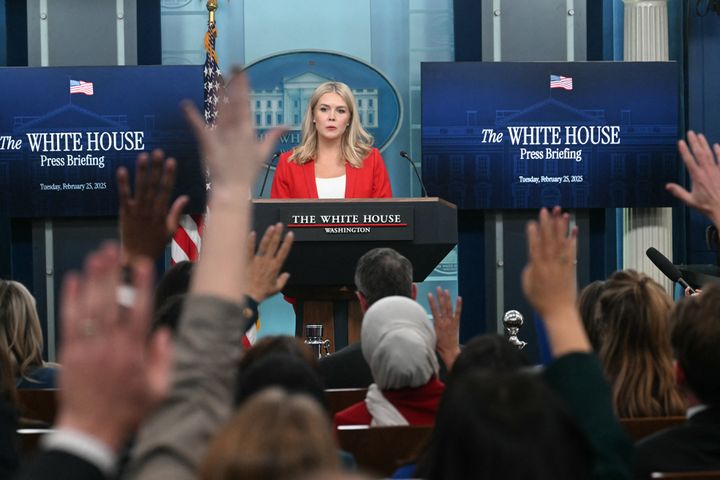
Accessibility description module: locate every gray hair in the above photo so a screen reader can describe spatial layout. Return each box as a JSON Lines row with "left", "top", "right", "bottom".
{"left": 354, "top": 248, "right": 413, "bottom": 307}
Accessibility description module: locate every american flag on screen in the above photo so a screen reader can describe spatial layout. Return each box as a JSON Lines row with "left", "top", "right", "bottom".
{"left": 550, "top": 75, "right": 573, "bottom": 90}
{"left": 170, "top": 19, "right": 260, "bottom": 346}
{"left": 70, "top": 80, "right": 94, "bottom": 95}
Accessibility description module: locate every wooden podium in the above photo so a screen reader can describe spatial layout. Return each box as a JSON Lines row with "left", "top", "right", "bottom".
{"left": 252, "top": 198, "right": 457, "bottom": 350}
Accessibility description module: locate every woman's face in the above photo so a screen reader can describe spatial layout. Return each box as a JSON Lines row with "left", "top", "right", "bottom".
{"left": 313, "top": 92, "right": 350, "bottom": 141}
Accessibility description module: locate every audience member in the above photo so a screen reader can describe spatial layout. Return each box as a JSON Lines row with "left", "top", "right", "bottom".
{"left": 577, "top": 280, "right": 606, "bottom": 352}
{"left": 238, "top": 335, "right": 317, "bottom": 372}
{"left": 634, "top": 283, "right": 720, "bottom": 477}
{"left": 334, "top": 296, "right": 444, "bottom": 427}
{"left": 448, "top": 333, "right": 530, "bottom": 380}
{"left": 123, "top": 69, "right": 285, "bottom": 480}
{"left": 235, "top": 353, "right": 327, "bottom": 411}
{"left": 414, "top": 370, "right": 593, "bottom": 480}
{"left": 0, "top": 279, "right": 59, "bottom": 389}
{"left": 595, "top": 270, "right": 685, "bottom": 417}
{"left": 200, "top": 388, "right": 340, "bottom": 480}
{"left": 522, "top": 207, "right": 632, "bottom": 479}
{"left": 319, "top": 248, "right": 459, "bottom": 388}
{"left": 13, "top": 244, "right": 172, "bottom": 480}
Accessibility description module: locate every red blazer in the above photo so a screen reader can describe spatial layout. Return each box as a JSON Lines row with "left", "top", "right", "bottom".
{"left": 270, "top": 148, "right": 392, "bottom": 199}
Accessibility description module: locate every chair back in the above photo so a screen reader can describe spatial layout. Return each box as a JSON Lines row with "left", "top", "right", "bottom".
{"left": 619, "top": 416, "right": 685, "bottom": 441}
{"left": 325, "top": 388, "right": 367, "bottom": 416}
{"left": 336, "top": 425, "right": 433, "bottom": 476}
{"left": 18, "top": 389, "right": 58, "bottom": 426}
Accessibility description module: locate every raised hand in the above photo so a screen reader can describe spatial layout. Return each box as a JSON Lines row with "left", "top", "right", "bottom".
{"left": 667, "top": 131, "right": 720, "bottom": 228}
{"left": 521, "top": 207, "right": 589, "bottom": 356}
{"left": 117, "top": 149, "right": 189, "bottom": 263}
{"left": 246, "top": 223, "right": 294, "bottom": 303}
{"left": 56, "top": 243, "right": 171, "bottom": 452}
{"left": 428, "top": 287, "right": 462, "bottom": 370}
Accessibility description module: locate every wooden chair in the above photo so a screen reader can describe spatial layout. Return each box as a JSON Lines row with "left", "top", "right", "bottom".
{"left": 619, "top": 416, "right": 685, "bottom": 442}
{"left": 325, "top": 388, "right": 366, "bottom": 416}
{"left": 17, "top": 389, "right": 59, "bottom": 426}
{"left": 651, "top": 471, "right": 720, "bottom": 479}
{"left": 336, "top": 425, "right": 433, "bottom": 476}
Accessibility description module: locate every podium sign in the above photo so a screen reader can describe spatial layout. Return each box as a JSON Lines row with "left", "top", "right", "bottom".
{"left": 253, "top": 198, "right": 457, "bottom": 286}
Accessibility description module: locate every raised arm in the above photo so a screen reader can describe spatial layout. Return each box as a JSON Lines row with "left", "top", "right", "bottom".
{"left": 522, "top": 206, "right": 631, "bottom": 480}
{"left": 667, "top": 130, "right": 720, "bottom": 230}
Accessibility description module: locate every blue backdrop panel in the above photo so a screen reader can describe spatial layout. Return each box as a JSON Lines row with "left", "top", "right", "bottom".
{"left": 421, "top": 61, "right": 679, "bottom": 209}
{"left": 0, "top": 65, "right": 206, "bottom": 218}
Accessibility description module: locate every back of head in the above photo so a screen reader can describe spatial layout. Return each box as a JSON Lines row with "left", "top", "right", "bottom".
{"left": 239, "top": 335, "right": 317, "bottom": 371}
{"left": 235, "top": 353, "right": 328, "bottom": 413}
{"left": 577, "top": 280, "right": 606, "bottom": 352}
{"left": 597, "top": 270, "right": 684, "bottom": 416}
{"left": 354, "top": 248, "right": 413, "bottom": 307}
{"left": 0, "top": 280, "right": 44, "bottom": 378}
{"left": 154, "top": 261, "right": 194, "bottom": 313}
{"left": 449, "top": 334, "right": 530, "bottom": 382}
{"left": 671, "top": 284, "right": 720, "bottom": 405}
{"left": 415, "top": 371, "right": 592, "bottom": 480}
{"left": 361, "top": 296, "right": 437, "bottom": 389}
{"left": 201, "top": 389, "right": 340, "bottom": 480}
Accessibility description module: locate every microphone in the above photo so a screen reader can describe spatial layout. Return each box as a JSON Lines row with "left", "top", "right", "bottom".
{"left": 646, "top": 247, "right": 696, "bottom": 294}
{"left": 258, "top": 151, "right": 281, "bottom": 198}
{"left": 399, "top": 151, "right": 429, "bottom": 197}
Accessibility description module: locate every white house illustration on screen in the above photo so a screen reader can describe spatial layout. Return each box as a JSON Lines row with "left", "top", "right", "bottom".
{"left": 250, "top": 72, "right": 379, "bottom": 129}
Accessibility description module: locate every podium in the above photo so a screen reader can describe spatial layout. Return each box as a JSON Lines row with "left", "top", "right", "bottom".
{"left": 252, "top": 198, "right": 457, "bottom": 350}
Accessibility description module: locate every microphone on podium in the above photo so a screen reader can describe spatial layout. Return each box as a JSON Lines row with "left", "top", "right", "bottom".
{"left": 646, "top": 247, "right": 696, "bottom": 294}
{"left": 399, "top": 151, "right": 429, "bottom": 197}
{"left": 258, "top": 151, "right": 281, "bottom": 198}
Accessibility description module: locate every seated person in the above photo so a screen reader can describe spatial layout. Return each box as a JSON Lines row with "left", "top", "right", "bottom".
{"left": 594, "top": 270, "right": 685, "bottom": 417}
{"left": 334, "top": 296, "right": 444, "bottom": 427}
{"left": 634, "top": 283, "right": 720, "bottom": 478}
{"left": 448, "top": 333, "right": 530, "bottom": 380}
{"left": 414, "top": 370, "right": 594, "bottom": 480}
{"left": 0, "top": 280, "right": 58, "bottom": 389}
{"left": 200, "top": 389, "right": 341, "bottom": 480}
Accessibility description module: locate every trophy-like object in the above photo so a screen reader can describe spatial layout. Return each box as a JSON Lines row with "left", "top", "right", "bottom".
{"left": 503, "top": 310, "right": 527, "bottom": 350}
{"left": 304, "top": 324, "right": 332, "bottom": 358}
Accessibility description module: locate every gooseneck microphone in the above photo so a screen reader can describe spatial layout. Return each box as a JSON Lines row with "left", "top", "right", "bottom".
{"left": 258, "top": 151, "right": 281, "bottom": 198}
{"left": 399, "top": 151, "right": 429, "bottom": 197}
{"left": 646, "top": 247, "right": 696, "bottom": 294}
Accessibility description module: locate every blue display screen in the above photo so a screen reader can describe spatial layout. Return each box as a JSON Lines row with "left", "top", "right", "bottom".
{"left": 0, "top": 65, "right": 207, "bottom": 217}
{"left": 421, "top": 62, "right": 679, "bottom": 209}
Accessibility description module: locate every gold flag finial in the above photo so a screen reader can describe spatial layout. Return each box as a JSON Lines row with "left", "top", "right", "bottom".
{"left": 207, "top": 0, "right": 217, "bottom": 25}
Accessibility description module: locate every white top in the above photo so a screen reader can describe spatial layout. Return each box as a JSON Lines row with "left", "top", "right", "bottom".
{"left": 315, "top": 175, "right": 346, "bottom": 199}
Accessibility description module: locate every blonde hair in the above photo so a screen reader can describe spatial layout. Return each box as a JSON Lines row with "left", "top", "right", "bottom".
{"left": 288, "top": 81, "right": 374, "bottom": 168}
{"left": 596, "top": 270, "right": 685, "bottom": 417}
{"left": 200, "top": 388, "right": 340, "bottom": 480}
{"left": 0, "top": 280, "right": 45, "bottom": 381}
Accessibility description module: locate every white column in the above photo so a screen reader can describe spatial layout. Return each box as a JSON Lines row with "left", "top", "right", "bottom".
{"left": 622, "top": 0, "right": 673, "bottom": 294}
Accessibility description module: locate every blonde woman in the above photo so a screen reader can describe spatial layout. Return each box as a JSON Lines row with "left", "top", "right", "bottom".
{"left": 200, "top": 389, "right": 340, "bottom": 480}
{"left": 0, "top": 280, "right": 58, "bottom": 388}
{"left": 271, "top": 81, "right": 392, "bottom": 199}
{"left": 595, "top": 270, "right": 685, "bottom": 417}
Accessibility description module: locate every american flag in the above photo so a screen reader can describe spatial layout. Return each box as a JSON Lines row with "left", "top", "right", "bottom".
{"left": 550, "top": 75, "right": 573, "bottom": 90}
{"left": 170, "top": 19, "right": 260, "bottom": 345}
{"left": 70, "top": 80, "right": 94, "bottom": 95}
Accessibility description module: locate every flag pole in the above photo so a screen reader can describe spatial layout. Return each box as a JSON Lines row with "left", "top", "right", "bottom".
{"left": 207, "top": 0, "right": 217, "bottom": 26}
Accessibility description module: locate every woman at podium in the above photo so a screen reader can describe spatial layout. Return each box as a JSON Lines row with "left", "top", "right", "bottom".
{"left": 270, "top": 81, "right": 392, "bottom": 199}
